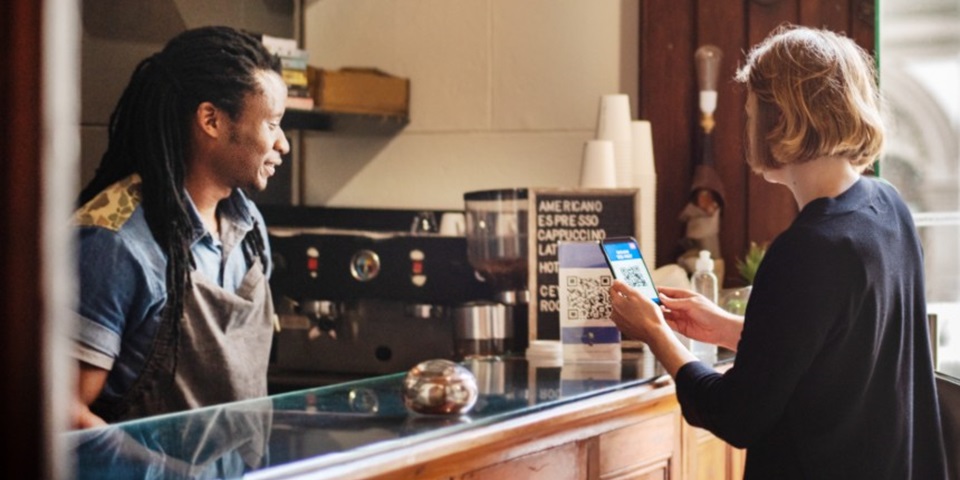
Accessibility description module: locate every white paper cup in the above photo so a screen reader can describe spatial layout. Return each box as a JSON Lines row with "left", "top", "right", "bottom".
{"left": 631, "top": 120, "right": 657, "bottom": 270}
{"left": 580, "top": 140, "right": 617, "bottom": 188}
{"left": 439, "top": 212, "right": 466, "bottom": 236}
{"left": 630, "top": 120, "right": 656, "bottom": 179}
{"left": 595, "top": 94, "right": 633, "bottom": 187}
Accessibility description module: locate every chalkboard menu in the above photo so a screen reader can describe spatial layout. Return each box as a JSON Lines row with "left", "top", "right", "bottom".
{"left": 528, "top": 188, "right": 637, "bottom": 341}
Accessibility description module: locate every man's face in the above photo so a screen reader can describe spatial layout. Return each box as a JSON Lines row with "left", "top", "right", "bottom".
{"left": 218, "top": 70, "right": 289, "bottom": 192}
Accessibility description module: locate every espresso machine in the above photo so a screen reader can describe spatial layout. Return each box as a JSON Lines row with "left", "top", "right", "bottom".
{"left": 266, "top": 207, "right": 494, "bottom": 391}
{"left": 463, "top": 189, "right": 531, "bottom": 355}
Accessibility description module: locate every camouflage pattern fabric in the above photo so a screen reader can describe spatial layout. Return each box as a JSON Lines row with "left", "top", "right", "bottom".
{"left": 75, "top": 174, "right": 143, "bottom": 231}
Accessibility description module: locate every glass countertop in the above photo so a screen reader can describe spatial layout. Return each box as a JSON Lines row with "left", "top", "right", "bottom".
{"left": 66, "top": 352, "right": 687, "bottom": 479}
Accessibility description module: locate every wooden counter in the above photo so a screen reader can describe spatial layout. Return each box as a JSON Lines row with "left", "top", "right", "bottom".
{"left": 299, "top": 376, "right": 680, "bottom": 479}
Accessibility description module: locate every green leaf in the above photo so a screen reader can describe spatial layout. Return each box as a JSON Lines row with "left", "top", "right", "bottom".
{"left": 736, "top": 242, "right": 767, "bottom": 285}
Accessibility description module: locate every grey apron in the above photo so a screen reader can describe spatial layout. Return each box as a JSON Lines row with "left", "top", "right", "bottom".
{"left": 170, "top": 259, "right": 275, "bottom": 409}
{"left": 92, "top": 257, "right": 274, "bottom": 422}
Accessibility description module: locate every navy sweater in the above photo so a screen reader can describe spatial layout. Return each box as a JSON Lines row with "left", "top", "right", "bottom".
{"left": 676, "top": 177, "right": 947, "bottom": 479}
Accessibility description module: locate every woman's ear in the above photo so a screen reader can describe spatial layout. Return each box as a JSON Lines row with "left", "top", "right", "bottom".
{"left": 195, "top": 101, "right": 221, "bottom": 139}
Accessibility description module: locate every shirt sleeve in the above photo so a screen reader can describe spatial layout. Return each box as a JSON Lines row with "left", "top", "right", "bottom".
{"left": 674, "top": 226, "right": 864, "bottom": 448}
{"left": 73, "top": 226, "right": 166, "bottom": 365}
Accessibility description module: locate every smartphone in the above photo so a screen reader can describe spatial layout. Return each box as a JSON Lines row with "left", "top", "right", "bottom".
{"left": 599, "top": 236, "right": 661, "bottom": 305}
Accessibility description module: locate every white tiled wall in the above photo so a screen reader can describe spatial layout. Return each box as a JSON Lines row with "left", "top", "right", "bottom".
{"left": 302, "top": 0, "right": 637, "bottom": 210}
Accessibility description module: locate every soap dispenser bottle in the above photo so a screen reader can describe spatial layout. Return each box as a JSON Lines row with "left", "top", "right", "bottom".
{"left": 690, "top": 250, "right": 719, "bottom": 360}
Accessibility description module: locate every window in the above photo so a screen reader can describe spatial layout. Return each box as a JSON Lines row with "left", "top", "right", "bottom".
{"left": 880, "top": 0, "right": 960, "bottom": 377}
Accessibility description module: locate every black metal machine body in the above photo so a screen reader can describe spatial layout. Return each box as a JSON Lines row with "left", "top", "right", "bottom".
{"left": 265, "top": 208, "right": 493, "bottom": 390}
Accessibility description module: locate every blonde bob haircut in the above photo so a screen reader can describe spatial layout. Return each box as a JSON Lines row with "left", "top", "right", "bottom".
{"left": 735, "top": 25, "right": 884, "bottom": 173}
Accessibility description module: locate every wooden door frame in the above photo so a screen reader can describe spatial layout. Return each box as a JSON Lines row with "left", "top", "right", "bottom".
{"left": 1, "top": 1, "right": 78, "bottom": 478}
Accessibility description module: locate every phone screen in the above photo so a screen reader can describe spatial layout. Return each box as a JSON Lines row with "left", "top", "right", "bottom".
{"left": 600, "top": 237, "right": 661, "bottom": 304}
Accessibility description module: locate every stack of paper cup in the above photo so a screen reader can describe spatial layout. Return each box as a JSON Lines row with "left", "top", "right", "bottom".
{"left": 632, "top": 120, "right": 657, "bottom": 271}
{"left": 595, "top": 94, "right": 633, "bottom": 188}
{"left": 580, "top": 140, "right": 617, "bottom": 188}
{"left": 439, "top": 212, "right": 466, "bottom": 236}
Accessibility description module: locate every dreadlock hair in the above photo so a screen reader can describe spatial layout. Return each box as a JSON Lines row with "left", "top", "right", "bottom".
{"left": 78, "top": 26, "right": 281, "bottom": 331}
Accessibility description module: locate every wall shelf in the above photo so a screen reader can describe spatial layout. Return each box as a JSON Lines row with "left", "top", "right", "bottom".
{"left": 281, "top": 108, "right": 409, "bottom": 135}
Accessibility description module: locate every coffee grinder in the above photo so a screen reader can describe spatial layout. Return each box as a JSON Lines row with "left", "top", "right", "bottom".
{"left": 463, "top": 189, "right": 530, "bottom": 355}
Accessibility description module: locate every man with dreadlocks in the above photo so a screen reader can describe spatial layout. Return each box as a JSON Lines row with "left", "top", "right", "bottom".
{"left": 71, "top": 26, "right": 289, "bottom": 428}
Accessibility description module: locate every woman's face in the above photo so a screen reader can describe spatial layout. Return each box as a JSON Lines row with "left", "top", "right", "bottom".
{"left": 744, "top": 91, "right": 761, "bottom": 170}
{"left": 744, "top": 90, "right": 784, "bottom": 183}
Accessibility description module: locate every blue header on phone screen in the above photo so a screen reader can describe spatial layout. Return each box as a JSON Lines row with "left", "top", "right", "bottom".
{"left": 602, "top": 241, "right": 642, "bottom": 262}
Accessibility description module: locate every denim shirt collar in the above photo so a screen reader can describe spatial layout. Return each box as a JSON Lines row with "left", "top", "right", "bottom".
{"left": 183, "top": 189, "right": 256, "bottom": 246}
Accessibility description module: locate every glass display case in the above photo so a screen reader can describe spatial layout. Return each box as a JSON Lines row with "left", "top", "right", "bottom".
{"left": 66, "top": 352, "right": 716, "bottom": 479}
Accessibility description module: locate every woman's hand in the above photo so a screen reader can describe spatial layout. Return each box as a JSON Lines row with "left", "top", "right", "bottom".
{"left": 609, "top": 280, "right": 670, "bottom": 344}
{"left": 609, "top": 280, "right": 698, "bottom": 377}
{"left": 658, "top": 286, "right": 744, "bottom": 351}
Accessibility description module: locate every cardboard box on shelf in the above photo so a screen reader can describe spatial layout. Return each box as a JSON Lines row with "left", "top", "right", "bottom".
{"left": 309, "top": 67, "right": 409, "bottom": 117}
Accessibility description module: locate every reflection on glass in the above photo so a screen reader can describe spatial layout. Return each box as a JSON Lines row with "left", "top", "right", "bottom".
{"left": 70, "top": 397, "right": 274, "bottom": 479}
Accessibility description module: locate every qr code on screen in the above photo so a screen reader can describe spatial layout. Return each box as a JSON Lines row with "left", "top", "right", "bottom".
{"left": 565, "top": 274, "right": 613, "bottom": 320}
{"left": 621, "top": 266, "right": 649, "bottom": 288}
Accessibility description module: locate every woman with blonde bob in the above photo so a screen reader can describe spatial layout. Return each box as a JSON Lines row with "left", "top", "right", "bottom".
{"left": 609, "top": 25, "right": 947, "bottom": 478}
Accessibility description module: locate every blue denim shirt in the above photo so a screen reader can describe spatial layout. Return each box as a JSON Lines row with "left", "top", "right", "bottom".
{"left": 72, "top": 175, "right": 270, "bottom": 401}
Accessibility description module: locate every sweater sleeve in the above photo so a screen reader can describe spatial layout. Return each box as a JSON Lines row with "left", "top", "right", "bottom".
{"left": 674, "top": 226, "right": 863, "bottom": 448}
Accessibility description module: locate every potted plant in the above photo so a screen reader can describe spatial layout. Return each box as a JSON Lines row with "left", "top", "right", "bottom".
{"left": 737, "top": 241, "right": 766, "bottom": 285}
{"left": 720, "top": 242, "right": 767, "bottom": 315}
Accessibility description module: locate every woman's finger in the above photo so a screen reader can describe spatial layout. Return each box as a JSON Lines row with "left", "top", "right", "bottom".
{"left": 610, "top": 279, "right": 633, "bottom": 295}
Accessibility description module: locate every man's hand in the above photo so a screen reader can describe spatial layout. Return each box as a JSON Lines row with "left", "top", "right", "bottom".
{"left": 73, "top": 401, "right": 107, "bottom": 430}
{"left": 74, "top": 361, "right": 109, "bottom": 429}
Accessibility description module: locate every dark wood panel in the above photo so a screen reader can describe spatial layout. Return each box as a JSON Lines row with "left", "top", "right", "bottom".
{"left": 639, "top": 0, "right": 697, "bottom": 269}
{"left": 639, "top": 0, "right": 874, "bottom": 286}
{"left": 697, "top": 1, "right": 748, "bottom": 286}
{"left": 744, "top": 1, "right": 801, "bottom": 264}
{"left": 850, "top": 0, "right": 876, "bottom": 56}
{"left": 0, "top": 1, "right": 49, "bottom": 479}
{"left": 800, "top": 0, "right": 850, "bottom": 32}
